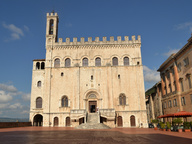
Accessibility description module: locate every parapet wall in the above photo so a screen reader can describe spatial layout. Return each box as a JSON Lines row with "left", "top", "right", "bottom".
{"left": 48, "top": 35, "right": 141, "bottom": 46}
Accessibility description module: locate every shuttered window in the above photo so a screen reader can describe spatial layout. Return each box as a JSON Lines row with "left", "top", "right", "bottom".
{"left": 54, "top": 58, "right": 60, "bottom": 67}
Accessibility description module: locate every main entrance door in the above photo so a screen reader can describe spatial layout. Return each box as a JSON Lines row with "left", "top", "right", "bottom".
{"left": 89, "top": 101, "right": 97, "bottom": 113}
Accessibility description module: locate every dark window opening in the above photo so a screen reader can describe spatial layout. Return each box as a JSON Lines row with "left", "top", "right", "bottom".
{"left": 137, "top": 61, "right": 140, "bottom": 65}
{"left": 124, "top": 57, "right": 129, "bottom": 66}
{"left": 54, "top": 58, "right": 60, "bottom": 67}
{"left": 37, "top": 81, "right": 41, "bottom": 87}
{"left": 36, "top": 97, "right": 42, "bottom": 108}
{"left": 118, "top": 74, "right": 120, "bottom": 79}
{"left": 95, "top": 57, "right": 101, "bottom": 66}
{"left": 49, "top": 19, "right": 54, "bottom": 35}
{"left": 61, "top": 72, "right": 64, "bottom": 76}
{"left": 61, "top": 96, "right": 68, "bottom": 107}
{"left": 112, "top": 57, "right": 118, "bottom": 66}
{"left": 82, "top": 58, "right": 88, "bottom": 66}
{"left": 65, "top": 58, "right": 71, "bottom": 67}
{"left": 91, "top": 75, "right": 93, "bottom": 80}
{"left": 36, "top": 62, "right": 40, "bottom": 70}
{"left": 41, "top": 62, "right": 45, "bottom": 69}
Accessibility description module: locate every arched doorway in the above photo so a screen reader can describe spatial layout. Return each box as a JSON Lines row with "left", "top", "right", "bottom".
{"left": 117, "top": 116, "right": 123, "bottom": 127}
{"left": 33, "top": 114, "right": 43, "bottom": 126}
{"left": 54, "top": 117, "right": 59, "bottom": 126}
{"left": 66, "top": 117, "right": 70, "bottom": 127}
{"left": 130, "top": 115, "right": 136, "bottom": 126}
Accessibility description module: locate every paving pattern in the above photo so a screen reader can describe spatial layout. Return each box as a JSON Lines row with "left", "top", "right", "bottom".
{"left": 0, "top": 127, "right": 192, "bottom": 144}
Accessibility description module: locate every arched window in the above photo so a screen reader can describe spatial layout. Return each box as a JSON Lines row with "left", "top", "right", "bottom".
{"left": 49, "top": 19, "right": 54, "bottom": 35}
{"left": 119, "top": 94, "right": 126, "bottom": 105}
{"left": 65, "top": 58, "right": 71, "bottom": 67}
{"left": 41, "top": 62, "right": 45, "bottom": 69}
{"left": 54, "top": 58, "right": 60, "bottom": 67}
{"left": 124, "top": 57, "right": 129, "bottom": 66}
{"left": 95, "top": 57, "right": 101, "bottom": 66}
{"left": 54, "top": 117, "right": 59, "bottom": 126}
{"left": 82, "top": 58, "right": 88, "bottom": 66}
{"left": 61, "top": 96, "right": 68, "bottom": 107}
{"left": 36, "top": 97, "right": 42, "bottom": 108}
{"left": 37, "top": 81, "right": 41, "bottom": 87}
{"left": 112, "top": 57, "right": 118, "bottom": 66}
{"left": 36, "top": 62, "right": 40, "bottom": 70}
{"left": 130, "top": 115, "right": 136, "bottom": 126}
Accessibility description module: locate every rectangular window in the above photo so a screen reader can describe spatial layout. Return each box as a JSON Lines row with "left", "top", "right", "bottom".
{"left": 169, "top": 84, "right": 172, "bottom": 93}
{"left": 177, "top": 63, "right": 181, "bottom": 72}
{"left": 181, "top": 97, "right": 186, "bottom": 106}
{"left": 168, "top": 100, "right": 172, "bottom": 108}
{"left": 164, "top": 102, "right": 167, "bottom": 109}
{"left": 183, "top": 57, "right": 189, "bottom": 67}
{"left": 180, "top": 80, "right": 184, "bottom": 92}
{"left": 188, "top": 77, "right": 192, "bottom": 89}
{"left": 173, "top": 99, "right": 177, "bottom": 107}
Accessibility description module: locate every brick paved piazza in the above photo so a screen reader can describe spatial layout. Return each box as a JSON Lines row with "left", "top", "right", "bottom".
{"left": 0, "top": 127, "right": 192, "bottom": 144}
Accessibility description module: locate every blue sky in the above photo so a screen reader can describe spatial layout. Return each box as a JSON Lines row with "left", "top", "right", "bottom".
{"left": 0, "top": 0, "right": 192, "bottom": 118}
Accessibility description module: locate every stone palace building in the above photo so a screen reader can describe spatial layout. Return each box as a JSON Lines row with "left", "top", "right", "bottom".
{"left": 29, "top": 12, "right": 147, "bottom": 128}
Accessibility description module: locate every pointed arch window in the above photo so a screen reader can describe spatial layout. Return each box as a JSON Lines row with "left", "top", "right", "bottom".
{"left": 36, "top": 97, "right": 42, "bottom": 108}
{"left": 82, "top": 58, "right": 88, "bottom": 66}
{"left": 124, "top": 57, "right": 129, "bottom": 66}
{"left": 65, "top": 58, "right": 71, "bottom": 67}
{"left": 61, "top": 96, "right": 68, "bottom": 107}
{"left": 119, "top": 93, "right": 126, "bottom": 105}
{"left": 54, "top": 58, "right": 60, "bottom": 67}
{"left": 112, "top": 57, "right": 118, "bottom": 66}
{"left": 49, "top": 19, "right": 54, "bottom": 35}
{"left": 95, "top": 57, "right": 101, "bottom": 66}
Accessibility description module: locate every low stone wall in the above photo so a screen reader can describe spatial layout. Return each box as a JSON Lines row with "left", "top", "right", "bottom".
{"left": 0, "top": 122, "right": 32, "bottom": 128}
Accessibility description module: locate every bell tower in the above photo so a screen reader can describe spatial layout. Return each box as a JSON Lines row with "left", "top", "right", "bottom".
{"left": 46, "top": 11, "right": 59, "bottom": 45}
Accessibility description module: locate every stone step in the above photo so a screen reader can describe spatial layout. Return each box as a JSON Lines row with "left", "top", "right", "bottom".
{"left": 87, "top": 113, "right": 99, "bottom": 124}
{"left": 75, "top": 123, "right": 111, "bottom": 129}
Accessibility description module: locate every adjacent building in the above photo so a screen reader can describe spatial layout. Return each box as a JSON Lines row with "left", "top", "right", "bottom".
{"left": 146, "top": 35, "right": 192, "bottom": 123}
{"left": 145, "top": 82, "right": 163, "bottom": 123}
{"left": 29, "top": 12, "right": 147, "bottom": 128}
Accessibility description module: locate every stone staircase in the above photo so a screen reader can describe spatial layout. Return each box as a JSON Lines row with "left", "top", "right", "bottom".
{"left": 75, "top": 113, "right": 111, "bottom": 129}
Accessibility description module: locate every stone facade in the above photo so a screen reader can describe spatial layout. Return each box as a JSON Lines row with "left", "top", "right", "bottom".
{"left": 29, "top": 12, "right": 147, "bottom": 128}
{"left": 156, "top": 35, "right": 192, "bottom": 122}
{"left": 145, "top": 82, "right": 163, "bottom": 123}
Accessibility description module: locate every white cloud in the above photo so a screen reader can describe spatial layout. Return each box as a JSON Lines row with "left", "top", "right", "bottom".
{"left": 22, "top": 93, "right": 31, "bottom": 101}
{"left": 2, "top": 22, "right": 28, "bottom": 41}
{"left": 175, "top": 22, "right": 192, "bottom": 32}
{"left": 0, "top": 91, "right": 12, "bottom": 103}
{"left": 9, "top": 103, "right": 23, "bottom": 109}
{"left": 143, "top": 65, "right": 160, "bottom": 83}
{"left": 0, "top": 83, "right": 17, "bottom": 92}
{"left": 163, "top": 49, "right": 180, "bottom": 57}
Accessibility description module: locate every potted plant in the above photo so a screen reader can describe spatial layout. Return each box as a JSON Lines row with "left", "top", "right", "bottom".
{"left": 160, "top": 123, "right": 166, "bottom": 131}
{"left": 152, "top": 119, "right": 158, "bottom": 130}
{"left": 166, "top": 122, "right": 171, "bottom": 132}
{"left": 172, "top": 118, "right": 183, "bottom": 132}
{"left": 183, "top": 122, "right": 191, "bottom": 132}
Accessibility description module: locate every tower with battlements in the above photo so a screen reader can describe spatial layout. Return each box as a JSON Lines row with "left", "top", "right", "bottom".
{"left": 30, "top": 12, "right": 147, "bottom": 128}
